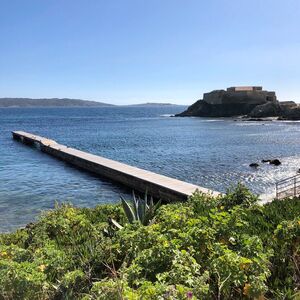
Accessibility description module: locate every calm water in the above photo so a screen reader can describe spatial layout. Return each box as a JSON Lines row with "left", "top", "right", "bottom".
{"left": 1, "top": 106, "right": 300, "bottom": 232}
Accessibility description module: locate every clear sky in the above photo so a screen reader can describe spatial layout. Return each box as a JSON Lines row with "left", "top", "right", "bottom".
{"left": 1, "top": 0, "right": 300, "bottom": 105}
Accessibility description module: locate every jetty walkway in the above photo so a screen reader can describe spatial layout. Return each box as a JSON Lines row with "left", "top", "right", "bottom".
{"left": 12, "top": 131, "right": 220, "bottom": 202}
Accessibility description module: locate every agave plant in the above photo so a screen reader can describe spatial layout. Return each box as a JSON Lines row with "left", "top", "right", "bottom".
{"left": 120, "top": 191, "right": 161, "bottom": 226}
{"left": 109, "top": 191, "right": 161, "bottom": 231}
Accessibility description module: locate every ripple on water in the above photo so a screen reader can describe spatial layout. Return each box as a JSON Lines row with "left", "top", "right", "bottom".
{"left": 1, "top": 106, "right": 300, "bottom": 231}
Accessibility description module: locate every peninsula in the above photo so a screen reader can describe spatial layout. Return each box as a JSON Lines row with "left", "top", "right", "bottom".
{"left": 176, "top": 86, "right": 300, "bottom": 120}
{"left": 0, "top": 98, "right": 114, "bottom": 107}
{"left": 0, "top": 98, "right": 179, "bottom": 108}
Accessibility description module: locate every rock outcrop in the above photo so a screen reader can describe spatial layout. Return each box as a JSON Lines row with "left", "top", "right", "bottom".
{"left": 269, "top": 159, "right": 281, "bottom": 166}
{"left": 279, "top": 102, "right": 300, "bottom": 120}
{"left": 176, "top": 86, "right": 300, "bottom": 120}
{"left": 248, "top": 102, "right": 281, "bottom": 118}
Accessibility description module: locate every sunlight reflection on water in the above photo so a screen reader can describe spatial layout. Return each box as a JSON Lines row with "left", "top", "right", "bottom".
{"left": 1, "top": 106, "right": 300, "bottom": 231}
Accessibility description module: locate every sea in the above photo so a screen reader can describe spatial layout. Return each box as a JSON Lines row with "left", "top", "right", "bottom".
{"left": 1, "top": 105, "right": 300, "bottom": 232}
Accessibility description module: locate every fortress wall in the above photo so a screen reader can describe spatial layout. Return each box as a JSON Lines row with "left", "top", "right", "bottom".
{"left": 204, "top": 89, "right": 277, "bottom": 105}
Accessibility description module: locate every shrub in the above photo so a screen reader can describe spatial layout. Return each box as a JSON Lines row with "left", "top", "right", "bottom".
{"left": 220, "top": 183, "right": 259, "bottom": 209}
{"left": 0, "top": 185, "right": 299, "bottom": 299}
{"left": 0, "top": 260, "right": 49, "bottom": 299}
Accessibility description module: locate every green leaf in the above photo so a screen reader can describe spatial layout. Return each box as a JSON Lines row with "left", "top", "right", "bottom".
{"left": 138, "top": 199, "right": 145, "bottom": 224}
{"left": 110, "top": 218, "right": 123, "bottom": 230}
{"left": 120, "top": 196, "right": 135, "bottom": 223}
{"left": 132, "top": 191, "right": 138, "bottom": 218}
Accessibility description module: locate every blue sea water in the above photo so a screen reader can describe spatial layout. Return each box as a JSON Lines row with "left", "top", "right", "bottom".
{"left": 1, "top": 105, "right": 300, "bottom": 232}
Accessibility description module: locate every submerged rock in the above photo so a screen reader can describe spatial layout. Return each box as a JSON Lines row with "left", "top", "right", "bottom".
{"left": 246, "top": 118, "right": 270, "bottom": 121}
{"left": 270, "top": 159, "right": 281, "bottom": 166}
{"left": 249, "top": 163, "right": 259, "bottom": 168}
{"left": 261, "top": 158, "right": 281, "bottom": 165}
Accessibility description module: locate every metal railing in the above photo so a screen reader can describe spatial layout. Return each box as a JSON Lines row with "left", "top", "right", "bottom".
{"left": 276, "top": 174, "right": 300, "bottom": 199}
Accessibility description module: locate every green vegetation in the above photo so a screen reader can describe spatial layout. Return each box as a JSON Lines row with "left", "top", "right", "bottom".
{"left": 118, "top": 192, "right": 161, "bottom": 226}
{"left": 0, "top": 185, "right": 299, "bottom": 299}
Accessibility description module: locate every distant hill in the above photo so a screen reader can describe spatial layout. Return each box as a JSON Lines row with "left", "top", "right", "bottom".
{"left": 126, "top": 102, "right": 180, "bottom": 107}
{"left": 0, "top": 98, "right": 114, "bottom": 107}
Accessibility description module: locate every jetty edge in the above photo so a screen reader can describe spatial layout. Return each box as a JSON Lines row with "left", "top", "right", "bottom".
{"left": 12, "top": 131, "right": 220, "bottom": 202}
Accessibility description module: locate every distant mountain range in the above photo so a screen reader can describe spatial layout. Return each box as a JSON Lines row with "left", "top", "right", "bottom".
{"left": 126, "top": 102, "right": 179, "bottom": 107}
{"left": 0, "top": 98, "right": 180, "bottom": 107}
{"left": 0, "top": 98, "right": 114, "bottom": 107}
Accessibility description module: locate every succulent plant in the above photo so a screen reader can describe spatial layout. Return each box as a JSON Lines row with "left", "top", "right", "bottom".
{"left": 120, "top": 191, "right": 161, "bottom": 226}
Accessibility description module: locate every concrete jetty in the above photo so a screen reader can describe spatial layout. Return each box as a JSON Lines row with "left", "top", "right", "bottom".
{"left": 12, "top": 131, "right": 220, "bottom": 202}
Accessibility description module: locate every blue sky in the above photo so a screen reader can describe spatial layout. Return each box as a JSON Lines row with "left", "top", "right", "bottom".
{"left": 1, "top": 0, "right": 300, "bottom": 104}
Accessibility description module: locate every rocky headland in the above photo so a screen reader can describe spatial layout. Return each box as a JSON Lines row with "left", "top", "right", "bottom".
{"left": 176, "top": 86, "right": 300, "bottom": 120}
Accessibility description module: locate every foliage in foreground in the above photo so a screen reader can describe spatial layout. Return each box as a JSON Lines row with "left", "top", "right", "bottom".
{"left": 119, "top": 192, "right": 161, "bottom": 226}
{"left": 0, "top": 184, "right": 299, "bottom": 300}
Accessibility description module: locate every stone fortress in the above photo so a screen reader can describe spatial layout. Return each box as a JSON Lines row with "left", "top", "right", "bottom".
{"left": 204, "top": 86, "right": 276, "bottom": 105}
{"left": 177, "top": 86, "right": 300, "bottom": 120}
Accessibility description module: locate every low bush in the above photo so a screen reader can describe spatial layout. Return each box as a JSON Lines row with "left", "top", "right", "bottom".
{"left": 0, "top": 186, "right": 299, "bottom": 299}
